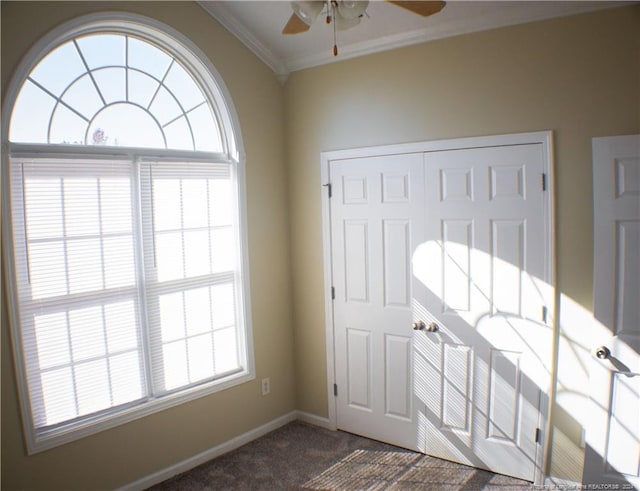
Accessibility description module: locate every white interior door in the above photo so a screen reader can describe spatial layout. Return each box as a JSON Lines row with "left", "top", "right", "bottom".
{"left": 331, "top": 153, "right": 423, "bottom": 451}
{"left": 329, "top": 137, "right": 551, "bottom": 482}
{"left": 413, "top": 144, "right": 551, "bottom": 481}
{"left": 584, "top": 135, "right": 640, "bottom": 488}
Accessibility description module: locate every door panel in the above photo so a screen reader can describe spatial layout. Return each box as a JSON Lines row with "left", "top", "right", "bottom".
{"left": 607, "top": 375, "right": 640, "bottom": 476}
{"left": 487, "top": 349, "right": 521, "bottom": 443}
{"left": 344, "top": 220, "right": 369, "bottom": 302}
{"left": 346, "top": 328, "right": 371, "bottom": 409}
{"left": 584, "top": 135, "right": 640, "bottom": 488}
{"left": 385, "top": 334, "right": 412, "bottom": 419}
{"left": 442, "top": 220, "right": 473, "bottom": 312}
{"left": 616, "top": 220, "right": 639, "bottom": 336}
{"left": 383, "top": 219, "right": 411, "bottom": 308}
{"left": 441, "top": 343, "right": 473, "bottom": 432}
{"left": 491, "top": 220, "right": 525, "bottom": 315}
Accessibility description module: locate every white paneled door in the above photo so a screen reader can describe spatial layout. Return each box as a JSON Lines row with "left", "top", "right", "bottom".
{"left": 331, "top": 153, "right": 424, "bottom": 451}
{"left": 584, "top": 135, "right": 640, "bottom": 489}
{"left": 329, "top": 139, "right": 552, "bottom": 482}
{"left": 414, "top": 145, "right": 550, "bottom": 481}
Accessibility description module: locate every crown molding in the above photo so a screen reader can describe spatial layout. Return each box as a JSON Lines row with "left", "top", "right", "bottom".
{"left": 284, "top": 27, "right": 432, "bottom": 73}
{"left": 199, "top": 1, "right": 631, "bottom": 79}
{"left": 198, "top": 1, "right": 290, "bottom": 83}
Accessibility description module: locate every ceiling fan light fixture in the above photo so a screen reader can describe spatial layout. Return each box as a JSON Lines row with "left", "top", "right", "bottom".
{"left": 337, "top": 0, "right": 369, "bottom": 20}
{"left": 282, "top": 0, "right": 446, "bottom": 56}
{"left": 291, "top": 1, "right": 325, "bottom": 26}
{"left": 334, "top": 14, "right": 361, "bottom": 31}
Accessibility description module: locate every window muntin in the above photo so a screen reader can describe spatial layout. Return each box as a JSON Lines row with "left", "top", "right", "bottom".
{"left": 4, "top": 20, "right": 251, "bottom": 453}
{"left": 9, "top": 33, "right": 223, "bottom": 152}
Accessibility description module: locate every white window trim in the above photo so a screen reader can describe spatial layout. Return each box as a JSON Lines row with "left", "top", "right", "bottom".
{"left": 1, "top": 12, "right": 255, "bottom": 455}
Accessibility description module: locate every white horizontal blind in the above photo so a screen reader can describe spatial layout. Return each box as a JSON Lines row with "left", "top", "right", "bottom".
{"left": 11, "top": 158, "right": 145, "bottom": 430}
{"left": 140, "top": 162, "right": 243, "bottom": 394}
{"left": 10, "top": 157, "right": 245, "bottom": 435}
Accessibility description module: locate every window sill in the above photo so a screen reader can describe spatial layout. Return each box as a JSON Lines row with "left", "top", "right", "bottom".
{"left": 28, "top": 369, "right": 255, "bottom": 455}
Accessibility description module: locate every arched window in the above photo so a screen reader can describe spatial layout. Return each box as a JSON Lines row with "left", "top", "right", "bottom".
{"left": 10, "top": 32, "right": 224, "bottom": 151}
{"left": 2, "top": 14, "right": 253, "bottom": 453}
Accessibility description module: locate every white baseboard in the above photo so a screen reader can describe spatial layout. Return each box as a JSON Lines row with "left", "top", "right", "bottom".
{"left": 118, "top": 411, "right": 298, "bottom": 491}
{"left": 296, "top": 410, "right": 334, "bottom": 430}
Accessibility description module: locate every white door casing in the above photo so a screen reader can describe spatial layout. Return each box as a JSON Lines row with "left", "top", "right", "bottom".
{"left": 322, "top": 132, "right": 554, "bottom": 484}
{"left": 584, "top": 135, "right": 640, "bottom": 488}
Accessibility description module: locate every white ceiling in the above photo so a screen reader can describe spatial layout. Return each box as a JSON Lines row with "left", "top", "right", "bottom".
{"left": 198, "top": 1, "right": 631, "bottom": 81}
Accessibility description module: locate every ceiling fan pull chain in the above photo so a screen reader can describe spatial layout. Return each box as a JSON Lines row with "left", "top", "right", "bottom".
{"left": 333, "top": 5, "right": 339, "bottom": 56}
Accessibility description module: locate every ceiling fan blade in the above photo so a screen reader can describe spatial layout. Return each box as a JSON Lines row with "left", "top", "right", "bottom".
{"left": 387, "top": 1, "right": 446, "bottom": 17}
{"left": 282, "top": 13, "right": 311, "bottom": 34}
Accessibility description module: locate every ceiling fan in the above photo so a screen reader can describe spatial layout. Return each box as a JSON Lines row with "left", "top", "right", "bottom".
{"left": 283, "top": 1, "right": 446, "bottom": 55}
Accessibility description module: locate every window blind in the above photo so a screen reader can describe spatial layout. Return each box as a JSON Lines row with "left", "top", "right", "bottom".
{"left": 141, "top": 161, "right": 242, "bottom": 394}
{"left": 10, "top": 157, "right": 243, "bottom": 433}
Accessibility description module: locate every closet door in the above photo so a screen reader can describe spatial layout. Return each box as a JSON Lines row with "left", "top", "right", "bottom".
{"left": 414, "top": 144, "right": 550, "bottom": 481}
{"left": 331, "top": 153, "right": 424, "bottom": 451}
{"left": 329, "top": 139, "right": 551, "bottom": 482}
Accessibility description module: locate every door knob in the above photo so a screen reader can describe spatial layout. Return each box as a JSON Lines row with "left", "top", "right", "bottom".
{"left": 412, "top": 320, "right": 439, "bottom": 332}
{"left": 595, "top": 346, "right": 611, "bottom": 360}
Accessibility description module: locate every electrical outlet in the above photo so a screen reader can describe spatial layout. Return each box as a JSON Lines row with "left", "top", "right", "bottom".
{"left": 261, "top": 377, "right": 271, "bottom": 396}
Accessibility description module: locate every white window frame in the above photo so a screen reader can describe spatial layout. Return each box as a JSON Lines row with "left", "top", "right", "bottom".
{"left": 1, "top": 13, "right": 254, "bottom": 454}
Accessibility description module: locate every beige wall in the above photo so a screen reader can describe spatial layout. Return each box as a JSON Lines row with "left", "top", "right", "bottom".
{"left": 2, "top": 2, "right": 639, "bottom": 489}
{"left": 1, "top": 2, "right": 294, "bottom": 490}
{"left": 285, "top": 5, "right": 639, "bottom": 483}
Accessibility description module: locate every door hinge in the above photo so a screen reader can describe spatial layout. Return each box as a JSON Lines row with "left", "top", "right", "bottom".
{"left": 542, "top": 305, "right": 548, "bottom": 324}
{"left": 535, "top": 428, "right": 541, "bottom": 444}
{"left": 334, "top": 383, "right": 338, "bottom": 397}
{"left": 323, "top": 183, "right": 332, "bottom": 198}
{"left": 331, "top": 286, "right": 335, "bottom": 300}
{"left": 542, "top": 173, "right": 547, "bottom": 191}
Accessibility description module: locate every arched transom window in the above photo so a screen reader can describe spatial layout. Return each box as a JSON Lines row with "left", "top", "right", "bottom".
{"left": 10, "top": 33, "right": 223, "bottom": 151}
{"left": 3, "top": 17, "right": 252, "bottom": 454}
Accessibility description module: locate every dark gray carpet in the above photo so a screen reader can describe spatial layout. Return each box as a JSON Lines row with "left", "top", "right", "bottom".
{"left": 149, "top": 421, "right": 531, "bottom": 490}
